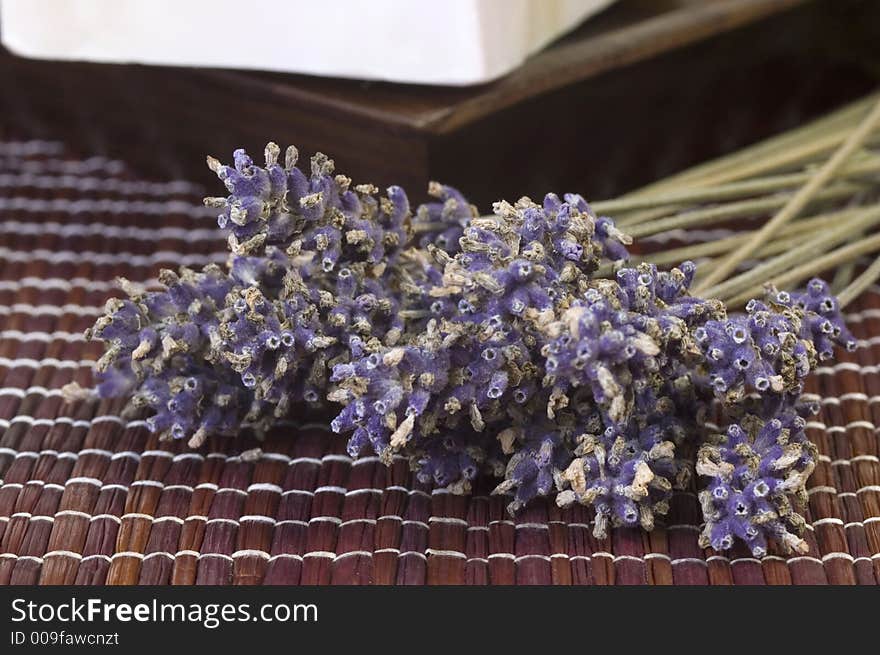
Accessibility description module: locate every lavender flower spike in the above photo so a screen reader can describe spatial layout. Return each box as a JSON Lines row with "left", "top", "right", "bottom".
{"left": 696, "top": 411, "right": 816, "bottom": 557}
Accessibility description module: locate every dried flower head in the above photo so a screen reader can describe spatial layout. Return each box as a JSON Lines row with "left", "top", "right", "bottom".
{"left": 697, "top": 409, "right": 816, "bottom": 557}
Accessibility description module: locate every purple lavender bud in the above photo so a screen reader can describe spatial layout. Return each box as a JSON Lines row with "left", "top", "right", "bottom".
{"left": 414, "top": 182, "right": 476, "bottom": 253}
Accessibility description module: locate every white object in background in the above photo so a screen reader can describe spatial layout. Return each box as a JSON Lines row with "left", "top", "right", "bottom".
{"left": 0, "top": 0, "right": 616, "bottom": 86}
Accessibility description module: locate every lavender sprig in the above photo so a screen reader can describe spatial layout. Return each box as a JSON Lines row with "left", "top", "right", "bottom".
{"left": 697, "top": 410, "right": 817, "bottom": 557}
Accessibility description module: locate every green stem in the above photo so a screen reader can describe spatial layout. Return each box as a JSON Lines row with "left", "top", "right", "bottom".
{"left": 839, "top": 255, "right": 880, "bottom": 308}
{"left": 399, "top": 309, "right": 432, "bottom": 319}
{"left": 626, "top": 183, "right": 862, "bottom": 239}
{"left": 695, "top": 95, "right": 880, "bottom": 294}
{"left": 635, "top": 207, "right": 863, "bottom": 267}
{"left": 724, "top": 232, "right": 880, "bottom": 308}
{"left": 612, "top": 143, "right": 876, "bottom": 228}
{"left": 592, "top": 154, "right": 880, "bottom": 216}
{"left": 627, "top": 94, "right": 880, "bottom": 197}
{"left": 411, "top": 222, "right": 448, "bottom": 234}
{"left": 832, "top": 229, "right": 864, "bottom": 294}
{"left": 704, "top": 204, "right": 880, "bottom": 301}
{"left": 606, "top": 96, "right": 880, "bottom": 228}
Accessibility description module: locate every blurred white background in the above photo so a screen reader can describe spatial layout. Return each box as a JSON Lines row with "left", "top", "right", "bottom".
{"left": 0, "top": 0, "right": 615, "bottom": 85}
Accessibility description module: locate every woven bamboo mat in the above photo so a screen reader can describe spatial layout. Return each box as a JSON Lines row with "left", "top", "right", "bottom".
{"left": 0, "top": 139, "right": 878, "bottom": 586}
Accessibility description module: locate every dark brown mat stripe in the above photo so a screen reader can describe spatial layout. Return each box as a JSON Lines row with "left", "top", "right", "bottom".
{"left": 0, "top": 139, "right": 878, "bottom": 585}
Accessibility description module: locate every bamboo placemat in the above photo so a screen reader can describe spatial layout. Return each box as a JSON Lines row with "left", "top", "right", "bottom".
{"left": 0, "top": 139, "right": 878, "bottom": 585}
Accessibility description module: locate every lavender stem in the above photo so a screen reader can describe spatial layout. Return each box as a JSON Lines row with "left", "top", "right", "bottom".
{"left": 695, "top": 95, "right": 880, "bottom": 293}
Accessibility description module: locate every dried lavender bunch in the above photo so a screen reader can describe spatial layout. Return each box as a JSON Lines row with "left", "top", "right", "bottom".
{"left": 88, "top": 141, "right": 857, "bottom": 557}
